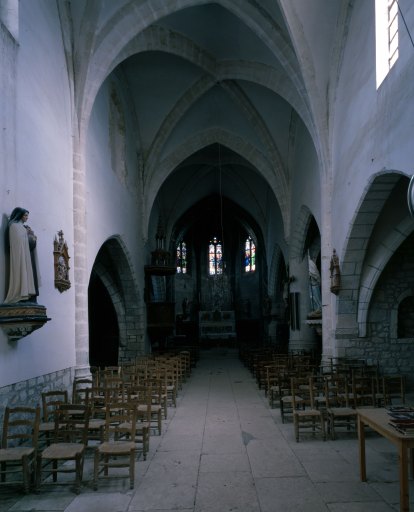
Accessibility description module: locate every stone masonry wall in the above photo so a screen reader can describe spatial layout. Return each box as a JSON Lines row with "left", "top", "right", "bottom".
{"left": 344, "top": 234, "right": 414, "bottom": 388}
{"left": 0, "top": 367, "right": 74, "bottom": 432}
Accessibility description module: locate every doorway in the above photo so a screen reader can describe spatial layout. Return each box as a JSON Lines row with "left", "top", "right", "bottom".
{"left": 88, "top": 272, "right": 119, "bottom": 368}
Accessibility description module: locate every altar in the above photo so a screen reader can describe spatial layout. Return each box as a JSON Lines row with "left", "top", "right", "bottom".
{"left": 199, "top": 310, "right": 236, "bottom": 341}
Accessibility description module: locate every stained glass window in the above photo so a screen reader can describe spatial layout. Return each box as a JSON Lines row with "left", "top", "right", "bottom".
{"left": 176, "top": 241, "right": 187, "bottom": 274}
{"left": 209, "top": 237, "right": 223, "bottom": 275}
{"left": 244, "top": 236, "right": 256, "bottom": 272}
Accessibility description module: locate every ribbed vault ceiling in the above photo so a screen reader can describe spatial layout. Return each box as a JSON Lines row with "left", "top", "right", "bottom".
{"left": 71, "top": 1, "right": 344, "bottom": 241}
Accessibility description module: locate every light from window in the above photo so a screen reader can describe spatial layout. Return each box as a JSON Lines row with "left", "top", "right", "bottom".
{"left": 244, "top": 236, "right": 256, "bottom": 273}
{"left": 375, "top": 0, "right": 399, "bottom": 89}
{"left": 176, "top": 241, "right": 187, "bottom": 274}
{"left": 209, "top": 237, "right": 223, "bottom": 275}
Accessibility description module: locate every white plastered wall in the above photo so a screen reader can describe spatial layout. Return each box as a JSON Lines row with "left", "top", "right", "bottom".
{"left": 84, "top": 78, "right": 145, "bottom": 307}
{"left": 0, "top": 1, "right": 75, "bottom": 386}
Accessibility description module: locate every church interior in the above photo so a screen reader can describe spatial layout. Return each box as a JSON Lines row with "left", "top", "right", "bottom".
{"left": 1, "top": 0, "right": 414, "bottom": 509}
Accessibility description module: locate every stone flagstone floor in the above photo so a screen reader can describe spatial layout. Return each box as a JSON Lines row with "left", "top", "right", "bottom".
{"left": 1, "top": 347, "right": 413, "bottom": 512}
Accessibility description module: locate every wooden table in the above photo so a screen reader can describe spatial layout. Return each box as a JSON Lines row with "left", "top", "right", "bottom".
{"left": 357, "top": 408, "right": 414, "bottom": 512}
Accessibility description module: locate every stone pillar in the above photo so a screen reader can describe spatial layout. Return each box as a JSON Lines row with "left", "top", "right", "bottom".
{"left": 73, "top": 147, "right": 91, "bottom": 379}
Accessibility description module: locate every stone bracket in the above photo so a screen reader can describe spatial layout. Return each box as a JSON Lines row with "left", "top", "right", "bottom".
{"left": 0, "top": 303, "right": 51, "bottom": 341}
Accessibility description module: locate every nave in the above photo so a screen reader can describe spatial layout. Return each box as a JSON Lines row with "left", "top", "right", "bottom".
{"left": 1, "top": 348, "right": 412, "bottom": 512}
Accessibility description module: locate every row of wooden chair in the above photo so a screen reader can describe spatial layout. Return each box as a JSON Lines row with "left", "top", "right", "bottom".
{"left": 0, "top": 351, "right": 193, "bottom": 494}
{"left": 242, "top": 347, "right": 407, "bottom": 443}
{"left": 279, "top": 372, "right": 406, "bottom": 441}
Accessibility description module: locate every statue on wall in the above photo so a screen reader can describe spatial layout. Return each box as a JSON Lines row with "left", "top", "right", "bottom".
{"left": 307, "top": 253, "right": 322, "bottom": 319}
{"left": 53, "top": 230, "right": 71, "bottom": 292}
{"left": 3, "top": 207, "right": 40, "bottom": 304}
{"left": 330, "top": 248, "right": 341, "bottom": 294}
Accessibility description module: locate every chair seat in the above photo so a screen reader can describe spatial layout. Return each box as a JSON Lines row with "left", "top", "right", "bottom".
{"left": 97, "top": 441, "right": 135, "bottom": 454}
{"left": 0, "top": 447, "right": 35, "bottom": 462}
{"left": 328, "top": 407, "right": 357, "bottom": 417}
{"left": 41, "top": 442, "right": 84, "bottom": 459}
{"left": 39, "top": 422, "right": 55, "bottom": 432}
{"left": 137, "top": 404, "right": 162, "bottom": 412}
{"left": 89, "top": 419, "right": 106, "bottom": 429}
{"left": 281, "top": 395, "right": 303, "bottom": 403}
{"left": 294, "top": 408, "right": 322, "bottom": 418}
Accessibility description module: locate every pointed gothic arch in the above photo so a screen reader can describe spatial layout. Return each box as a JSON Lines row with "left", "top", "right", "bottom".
{"left": 88, "top": 237, "right": 145, "bottom": 367}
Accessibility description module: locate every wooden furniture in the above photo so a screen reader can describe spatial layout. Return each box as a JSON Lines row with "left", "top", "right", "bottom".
{"left": 72, "top": 377, "right": 93, "bottom": 404}
{"left": 39, "top": 390, "right": 69, "bottom": 446}
{"left": 144, "top": 246, "right": 176, "bottom": 350}
{"left": 291, "top": 376, "right": 326, "bottom": 442}
{"left": 324, "top": 376, "right": 357, "bottom": 440}
{"left": 93, "top": 402, "right": 138, "bottom": 490}
{"left": 357, "top": 408, "right": 414, "bottom": 512}
{"left": 0, "top": 405, "right": 40, "bottom": 493}
{"left": 383, "top": 375, "right": 406, "bottom": 405}
{"left": 36, "top": 404, "right": 90, "bottom": 493}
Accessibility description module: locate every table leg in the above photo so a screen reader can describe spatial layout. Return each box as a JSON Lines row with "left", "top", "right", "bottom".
{"left": 399, "top": 443, "right": 409, "bottom": 512}
{"left": 410, "top": 448, "right": 414, "bottom": 479}
{"left": 358, "top": 416, "right": 366, "bottom": 481}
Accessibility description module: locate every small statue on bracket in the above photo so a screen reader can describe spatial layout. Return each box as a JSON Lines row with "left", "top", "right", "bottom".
{"left": 53, "top": 230, "right": 71, "bottom": 292}
{"left": 330, "top": 249, "right": 341, "bottom": 295}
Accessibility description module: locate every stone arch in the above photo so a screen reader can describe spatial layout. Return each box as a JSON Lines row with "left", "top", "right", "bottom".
{"left": 390, "top": 288, "right": 414, "bottom": 339}
{"left": 75, "top": 0, "right": 308, "bottom": 140}
{"left": 145, "top": 76, "right": 287, "bottom": 189}
{"left": 112, "top": 26, "right": 312, "bottom": 138}
{"left": 337, "top": 171, "right": 411, "bottom": 338}
{"left": 358, "top": 217, "right": 414, "bottom": 336}
{"left": 289, "top": 205, "right": 315, "bottom": 261}
{"left": 89, "top": 236, "right": 145, "bottom": 363}
{"left": 143, "top": 128, "right": 289, "bottom": 241}
{"left": 268, "top": 244, "right": 290, "bottom": 316}
{"left": 268, "top": 245, "right": 284, "bottom": 298}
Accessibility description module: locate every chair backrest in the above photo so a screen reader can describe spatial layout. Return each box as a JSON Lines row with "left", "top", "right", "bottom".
{"left": 127, "top": 385, "right": 152, "bottom": 422}
{"left": 72, "top": 378, "right": 93, "bottom": 404}
{"left": 352, "top": 374, "right": 375, "bottom": 407}
{"left": 1, "top": 405, "right": 40, "bottom": 449}
{"left": 103, "top": 375, "right": 124, "bottom": 390}
{"left": 103, "top": 402, "right": 137, "bottom": 443}
{"left": 41, "top": 390, "right": 69, "bottom": 422}
{"left": 53, "top": 404, "right": 90, "bottom": 445}
{"left": 324, "top": 375, "right": 351, "bottom": 408}
{"left": 85, "top": 387, "right": 107, "bottom": 418}
{"left": 291, "top": 376, "right": 316, "bottom": 409}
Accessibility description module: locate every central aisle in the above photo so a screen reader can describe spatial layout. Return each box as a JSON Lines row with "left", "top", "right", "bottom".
{"left": 7, "top": 348, "right": 407, "bottom": 511}
{"left": 128, "top": 348, "right": 398, "bottom": 512}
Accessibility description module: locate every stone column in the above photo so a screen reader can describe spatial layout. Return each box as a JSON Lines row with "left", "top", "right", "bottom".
{"left": 72, "top": 147, "right": 91, "bottom": 378}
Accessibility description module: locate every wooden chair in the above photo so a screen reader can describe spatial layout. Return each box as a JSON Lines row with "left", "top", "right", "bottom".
{"left": 136, "top": 378, "right": 163, "bottom": 435}
{"left": 0, "top": 405, "right": 40, "bottom": 493}
{"left": 267, "top": 367, "right": 287, "bottom": 409}
{"left": 383, "top": 374, "right": 406, "bottom": 405}
{"left": 351, "top": 374, "right": 376, "bottom": 408}
{"left": 93, "top": 402, "right": 138, "bottom": 490}
{"left": 324, "top": 376, "right": 357, "bottom": 440}
{"left": 36, "top": 404, "right": 90, "bottom": 493}
{"left": 291, "top": 376, "right": 326, "bottom": 442}
{"left": 39, "top": 390, "right": 69, "bottom": 447}
{"left": 84, "top": 387, "right": 107, "bottom": 448}
{"left": 127, "top": 386, "right": 152, "bottom": 460}
{"left": 279, "top": 371, "right": 300, "bottom": 423}
{"left": 159, "top": 363, "right": 177, "bottom": 408}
